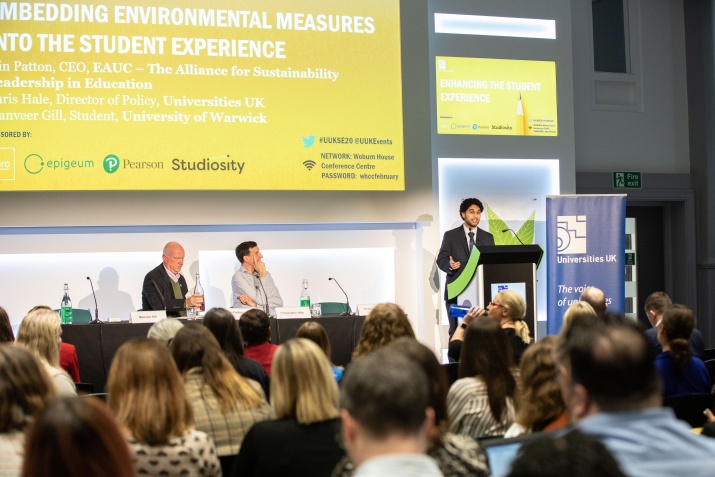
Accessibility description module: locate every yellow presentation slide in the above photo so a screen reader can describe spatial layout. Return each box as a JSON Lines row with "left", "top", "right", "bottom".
{"left": 0, "top": 1, "right": 404, "bottom": 191}
{"left": 435, "top": 56, "right": 557, "bottom": 136}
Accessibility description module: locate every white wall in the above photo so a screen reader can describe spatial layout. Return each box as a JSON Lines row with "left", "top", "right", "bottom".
{"left": 571, "top": 0, "right": 690, "bottom": 173}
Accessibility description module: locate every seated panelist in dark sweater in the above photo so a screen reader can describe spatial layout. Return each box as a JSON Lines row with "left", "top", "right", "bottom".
{"left": 141, "top": 241, "right": 203, "bottom": 317}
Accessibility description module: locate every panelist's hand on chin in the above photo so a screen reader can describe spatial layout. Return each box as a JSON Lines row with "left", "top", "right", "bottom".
{"left": 254, "top": 260, "right": 267, "bottom": 278}
{"left": 185, "top": 293, "right": 203, "bottom": 308}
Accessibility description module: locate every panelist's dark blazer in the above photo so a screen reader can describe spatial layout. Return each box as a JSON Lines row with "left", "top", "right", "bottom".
{"left": 437, "top": 225, "right": 495, "bottom": 299}
{"left": 141, "top": 263, "right": 189, "bottom": 317}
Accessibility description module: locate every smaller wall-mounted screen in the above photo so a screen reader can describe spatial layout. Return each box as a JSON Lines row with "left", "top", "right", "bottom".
{"left": 436, "top": 56, "right": 557, "bottom": 136}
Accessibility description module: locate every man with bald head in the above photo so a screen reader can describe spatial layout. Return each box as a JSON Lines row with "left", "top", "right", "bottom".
{"left": 142, "top": 242, "right": 203, "bottom": 317}
{"left": 580, "top": 286, "right": 607, "bottom": 316}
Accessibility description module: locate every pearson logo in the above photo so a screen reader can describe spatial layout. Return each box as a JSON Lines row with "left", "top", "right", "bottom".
{"left": 103, "top": 154, "right": 120, "bottom": 174}
{"left": 557, "top": 215, "right": 586, "bottom": 254}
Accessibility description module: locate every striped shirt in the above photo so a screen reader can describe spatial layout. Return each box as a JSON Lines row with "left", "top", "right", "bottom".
{"left": 447, "top": 376, "right": 516, "bottom": 439}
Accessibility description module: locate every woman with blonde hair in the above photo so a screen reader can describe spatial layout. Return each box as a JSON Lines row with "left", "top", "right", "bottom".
{"left": 107, "top": 338, "right": 220, "bottom": 477}
{"left": 560, "top": 301, "right": 597, "bottom": 333}
{"left": 448, "top": 291, "right": 531, "bottom": 365}
{"left": 170, "top": 323, "right": 271, "bottom": 471}
{"left": 351, "top": 303, "right": 415, "bottom": 360}
{"left": 505, "top": 336, "right": 568, "bottom": 437}
{"left": 295, "top": 321, "right": 343, "bottom": 382}
{"left": 232, "top": 338, "right": 344, "bottom": 477}
{"left": 15, "top": 308, "right": 76, "bottom": 396}
{"left": 0, "top": 344, "right": 55, "bottom": 476}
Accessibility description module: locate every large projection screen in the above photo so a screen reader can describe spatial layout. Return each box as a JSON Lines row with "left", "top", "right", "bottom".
{"left": 0, "top": 0, "right": 404, "bottom": 191}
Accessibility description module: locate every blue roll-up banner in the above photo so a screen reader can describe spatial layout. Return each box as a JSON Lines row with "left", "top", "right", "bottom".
{"left": 546, "top": 195, "right": 626, "bottom": 334}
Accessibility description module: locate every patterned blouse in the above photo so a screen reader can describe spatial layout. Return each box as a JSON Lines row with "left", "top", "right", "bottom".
{"left": 127, "top": 428, "right": 221, "bottom": 477}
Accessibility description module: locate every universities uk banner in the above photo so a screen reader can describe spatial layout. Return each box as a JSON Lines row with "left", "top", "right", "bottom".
{"left": 546, "top": 195, "right": 626, "bottom": 334}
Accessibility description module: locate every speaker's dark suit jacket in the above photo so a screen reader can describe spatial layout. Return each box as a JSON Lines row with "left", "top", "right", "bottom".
{"left": 437, "top": 225, "right": 495, "bottom": 299}
{"left": 141, "top": 263, "right": 188, "bottom": 317}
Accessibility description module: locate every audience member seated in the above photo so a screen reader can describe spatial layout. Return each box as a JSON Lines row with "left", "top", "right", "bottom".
{"left": 644, "top": 291, "right": 705, "bottom": 358}
{"left": 507, "top": 429, "right": 626, "bottom": 477}
{"left": 202, "top": 307, "right": 269, "bottom": 397}
{"left": 557, "top": 312, "right": 715, "bottom": 477}
{"left": 295, "top": 321, "right": 344, "bottom": 383}
{"left": 351, "top": 303, "right": 415, "bottom": 361}
{"left": 505, "top": 336, "right": 568, "bottom": 437}
{"left": 654, "top": 304, "right": 711, "bottom": 397}
{"left": 170, "top": 323, "right": 271, "bottom": 458}
{"left": 16, "top": 308, "right": 76, "bottom": 396}
{"left": 448, "top": 291, "right": 531, "bottom": 365}
{"left": 146, "top": 317, "right": 184, "bottom": 346}
{"left": 339, "top": 345, "right": 442, "bottom": 477}
{"left": 0, "top": 344, "right": 55, "bottom": 477}
{"left": 239, "top": 309, "right": 279, "bottom": 377}
{"left": 579, "top": 286, "right": 608, "bottom": 317}
{"left": 21, "top": 397, "right": 135, "bottom": 477}
{"left": 232, "top": 339, "right": 345, "bottom": 477}
{"left": 0, "top": 306, "right": 13, "bottom": 342}
{"left": 448, "top": 318, "right": 518, "bottom": 439}
{"left": 333, "top": 337, "right": 489, "bottom": 477}
{"left": 27, "top": 305, "right": 81, "bottom": 383}
{"left": 107, "top": 338, "right": 221, "bottom": 477}
{"left": 559, "top": 301, "right": 597, "bottom": 334}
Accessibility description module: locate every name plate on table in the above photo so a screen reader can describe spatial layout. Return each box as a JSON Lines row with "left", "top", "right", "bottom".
{"left": 228, "top": 307, "right": 260, "bottom": 320}
{"left": 356, "top": 304, "right": 377, "bottom": 316}
{"left": 129, "top": 310, "right": 167, "bottom": 323}
{"left": 275, "top": 307, "right": 311, "bottom": 319}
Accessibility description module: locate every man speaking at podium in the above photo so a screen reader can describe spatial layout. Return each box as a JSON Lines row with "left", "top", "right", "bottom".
{"left": 437, "top": 198, "right": 495, "bottom": 335}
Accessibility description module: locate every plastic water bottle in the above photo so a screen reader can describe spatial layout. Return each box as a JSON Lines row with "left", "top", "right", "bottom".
{"left": 60, "top": 283, "right": 73, "bottom": 324}
{"left": 300, "top": 279, "right": 310, "bottom": 307}
{"left": 194, "top": 273, "right": 205, "bottom": 312}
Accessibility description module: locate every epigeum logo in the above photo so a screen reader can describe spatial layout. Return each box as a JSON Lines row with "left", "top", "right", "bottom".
{"left": 557, "top": 215, "right": 587, "bottom": 254}
{"left": 103, "top": 154, "right": 119, "bottom": 173}
{"left": 24, "top": 154, "right": 44, "bottom": 174}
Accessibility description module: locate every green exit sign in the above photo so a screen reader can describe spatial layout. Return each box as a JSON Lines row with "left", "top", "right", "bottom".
{"left": 613, "top": 172, "right": 642, "bottom": 189}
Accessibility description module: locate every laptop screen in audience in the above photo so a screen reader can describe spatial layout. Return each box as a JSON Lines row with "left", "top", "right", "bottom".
{"left": 481, "top": 432, "right": 555, "bottom": 477}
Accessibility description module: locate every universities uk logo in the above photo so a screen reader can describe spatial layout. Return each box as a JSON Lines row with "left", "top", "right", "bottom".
{"left": 556, "top": 215, "right": 586, "bottom": 254}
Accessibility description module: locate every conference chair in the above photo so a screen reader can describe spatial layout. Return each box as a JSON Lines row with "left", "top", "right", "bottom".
{"left": 662, "top": 393, "right": 715, "bottom": 428}
{"left": 53, "top": 308, "right": 93, "bottom": 324}
{"left": 317, "top": 302, "right": 351, "bottom": 315}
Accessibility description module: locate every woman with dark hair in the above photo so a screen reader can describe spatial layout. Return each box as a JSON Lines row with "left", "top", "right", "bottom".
{"left": 0, "top": 344, "right": 55, "bottom": 477}
{"left": 107, "top": 338, "right": 221, "bottom": 477}
{"left": 203, "top": 307, "right": 269, "bottom": 397}
{"left": 447, "top": 317, "right": 518, "bottom": 439}
{"left": 232, "top": 338, "right": 345, "bottom": 477}
{"left": 655, "top": 304, "right": 711, "bottom": 397}
{"left": 332, "top": 337, "right": 489, "bottom": 477}
{"left": 239, "top": 309, "right": 279, "bottom": 377}
{"left": 22, "top": 397, "right": 135, "bottom": 477}
{"left": 505, "top": 336, "right": 568, "bottom": 437}
{"left": 295, "top": 321, "right": 343, "bottom": 382}
{"left": 351, "top": 303, "right": 415, "bottom": 360}
{"left": 170, "top": 323, "right": 271, "bottom": 461}
{"left": 0, "top": 306, "right": 13, "bottom": 343}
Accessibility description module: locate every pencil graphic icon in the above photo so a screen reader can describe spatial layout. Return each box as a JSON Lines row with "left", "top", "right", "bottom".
{"left": 516, "top": 92, "right": 525, "bottom": 135}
